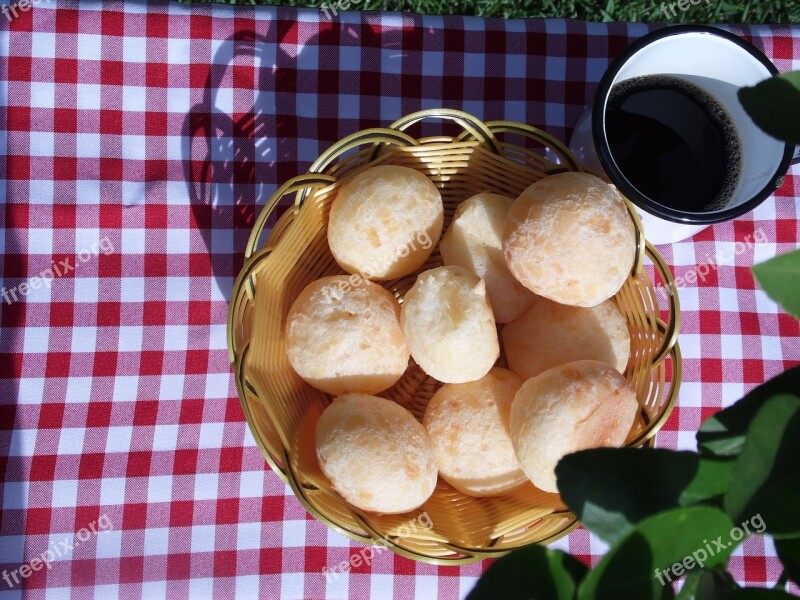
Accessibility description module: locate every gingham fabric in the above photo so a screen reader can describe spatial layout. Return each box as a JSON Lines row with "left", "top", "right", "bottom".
{"left": 1, "top": 1, "right": 798, "bottom": 598}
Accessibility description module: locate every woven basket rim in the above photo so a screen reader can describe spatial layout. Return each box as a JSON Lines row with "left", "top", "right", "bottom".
{"left": 227, "top": 109, "right": 682, "bottom": 564}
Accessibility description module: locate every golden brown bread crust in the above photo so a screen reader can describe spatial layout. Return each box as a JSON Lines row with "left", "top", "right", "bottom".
{"left": 401, "top": 266, "right": 500, "bottom": 384}
{"left": 315, "top": 394, "right": 438, "bottom": 513}
{"left": 285, "top": 276, "right": 409, "bottom": 395}
{"left": 503, "top": 296, "right": 631, "bottom": 379}
{"left": 423, "top": 368, "right": 527, "bottom": 496}
{"left": 440, "top": 192, "right": 537, "bottom": 323}
{"left": 503, "top": 172, "right": 635, "bottom": 307}
{"left": 510, "top": 360, "right": 639, "bottom": 493}
{"left": 328, "top": 165, "right": 443, "bottom": 281}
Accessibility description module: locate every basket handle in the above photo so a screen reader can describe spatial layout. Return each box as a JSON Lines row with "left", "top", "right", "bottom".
{"left": 620, "top": 196, "right": 678, "bottom": 368}
{"left": 483, "top": 120, "right": 582, "bottom": 171}
{"left": 645, "top": 241, "right": 681, "bottom": 367}
{"left": 308, "top": 128, "right": 420, "bottom": 175}
{"left": 245, "top": 174, "right": 337, "bottom": 260}
{"left": 624, "top": 199, "right": 647, "bottom": 278}
{"left": 388, "top": 109, "right": 502, "bottom": 156}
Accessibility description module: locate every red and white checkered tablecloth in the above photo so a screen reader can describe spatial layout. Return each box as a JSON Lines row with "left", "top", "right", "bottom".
{"left": 1, "top": 1, "right": 798, "bottom": 598}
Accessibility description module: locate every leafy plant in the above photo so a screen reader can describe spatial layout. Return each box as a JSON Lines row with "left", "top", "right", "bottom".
{"left": 751, "top": 252, "right": 800, "bottom": 321}
{"left": 467, "top": 252, "right": 800, "bottom": 600}
{"left": 738, "top": 72, "right": 800, "bottom": 146}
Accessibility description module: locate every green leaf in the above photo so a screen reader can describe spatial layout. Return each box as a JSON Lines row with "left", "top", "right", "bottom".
{"left": 738, "top": 71, "right": 800, "bottom": 145}
{"left": 775, "top": 538, "right": 800, "bottom": 586}
{"left": 697, "top": 366, "right": 800, "bottom": 457}
{"left": 732, "top": 590, "right": 800, "bottom": 599}
{"left": 676, "top": 568, "right": 739, "bottom": 600}
{"left": 724, "top": 395, "right": 800, "bottom": 538}
{"left": 577, "top": 506, "right": 737, "bottom": 600}
{"left": 752, "top": 250, "right": 800, "bottom": 321}
{"left": 556, "top": 448, "right": 735, "bottom": 544}
{"left": 466, "top": 544, "right": 588, "bottom": 600}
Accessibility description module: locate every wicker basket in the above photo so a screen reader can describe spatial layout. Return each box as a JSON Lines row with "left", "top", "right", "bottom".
{"left": 227, "top": 109, "right": 681, "bottom": 565}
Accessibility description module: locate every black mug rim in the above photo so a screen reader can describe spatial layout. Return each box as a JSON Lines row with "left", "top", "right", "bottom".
{"left": 592, "top": 24, "right": 794, "bottom": 225}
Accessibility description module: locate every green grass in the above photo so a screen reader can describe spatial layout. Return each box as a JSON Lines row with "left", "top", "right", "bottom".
{"left": 181, "top": 0, "right": 800, "bottom": 24}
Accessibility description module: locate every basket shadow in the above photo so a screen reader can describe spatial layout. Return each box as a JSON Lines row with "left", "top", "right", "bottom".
{"left": 182, "top": 21, "right": 404, "bottom": 300}
{"left": 0, "top": 220, "right": 32, "bottom": 581}
{"left": 182, "top": 30, "right": 278, "bottom": 301}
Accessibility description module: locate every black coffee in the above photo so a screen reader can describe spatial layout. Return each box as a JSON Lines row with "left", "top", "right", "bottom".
{"left": 606, "top": 74, "right": 742, "bottom": 212}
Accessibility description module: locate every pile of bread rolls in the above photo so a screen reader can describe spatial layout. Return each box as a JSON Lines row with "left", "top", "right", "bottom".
{"left": 286, "top": 165, "right": 640, "bottom": 514}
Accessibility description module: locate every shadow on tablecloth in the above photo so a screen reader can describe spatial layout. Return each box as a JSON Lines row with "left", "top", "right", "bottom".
{"left": 181, "top": 19, "right": 521, "bottom": 300}
{"left": 182, "top": 22, "right": 393, "bottom": 300}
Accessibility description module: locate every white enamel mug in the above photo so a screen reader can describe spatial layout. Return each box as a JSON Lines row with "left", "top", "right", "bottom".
{"left": 569, "top": 25, "right": 797, "bottom": 245}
